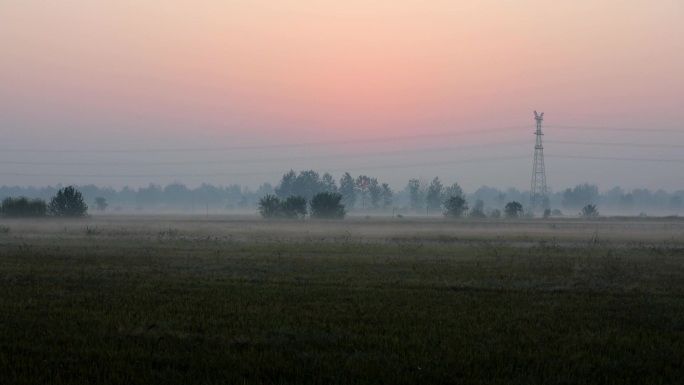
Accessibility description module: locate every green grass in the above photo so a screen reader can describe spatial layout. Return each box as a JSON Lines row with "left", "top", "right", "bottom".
{"left": 1, "top": 217, "right": 683, "bottom": 384}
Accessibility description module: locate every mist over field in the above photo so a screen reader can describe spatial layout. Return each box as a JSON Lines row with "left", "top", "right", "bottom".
{"left": 2, "top": 2, "right": 684, "bottom": 383}
{"left": 1, "top": 175, "right": 683, "bottom": 217}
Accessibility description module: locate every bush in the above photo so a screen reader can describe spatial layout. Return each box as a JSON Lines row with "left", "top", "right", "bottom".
{"left": 48, "top": 186, "right": 88, "bottom": 217}
{"left": 581, "top": 204, "right": 599, "bottom": 219}
{"left": 443, "top": 196, "right": 468, "bottom": 219}
{"left": 94, "top": 197, "right": 108, "bottom": 211}
{"left": 504, "top": 201, "right": 524, "bottom": 218}
{"left": 282, "top": 196, "right": 307, "bottom": 219}
{"left": 258, "top": 195, "right": 307, "bottom": 219}
{"left": 1, "top": 196, "right": 47, "bottom": 218}
{"left": 468, "top": 199, "right": 486, "bottom": 219}
{"left": 310, "top": 192, "right": 346, "bottom": 219}
{"left": 258, "top": 195, "right": 283, "bottom": 218}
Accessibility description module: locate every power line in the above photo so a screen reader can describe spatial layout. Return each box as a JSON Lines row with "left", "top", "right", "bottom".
{"left": 0, "top": 125, "right": 529, "bottom": 154}
{"left": 547, "top": 140, "right": 684, "bottom": 148}
{"left": 0, "top": 141, "right": 530, "bottom": 167}
{"left": 0, "top": 154, "right": 530, "bottom": 179}
{"left": 548, "top": 154, "right": 684, "bottom": 163}
{"left": 545, "top": 125, "right": 683, "bottom": 133}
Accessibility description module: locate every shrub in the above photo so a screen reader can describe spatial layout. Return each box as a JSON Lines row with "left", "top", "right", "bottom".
{"left": 504, "top": 201, "right": 524, "bottom": 218}
{"left": 282, "top": 196, "right": 307, "bottom": 219}
{"left": 258, "top": 195, "right": 307, "bottom": 219}
{"left": 48, "top": 186, "right": 88, "bottom": 217}
{"left": 581, "top": 204, "right": 599, "bottom": 219}
{"left": 310, "top": 192, "right": 346, "bottom": 219}
{"left": 1, "top": 196, "right": 47, "bottom": 218}
{"left": 258, "top": 195, "right": 284, "bottom": 218}
{"left": 94, "top": 197, "right": 108, "bottom": 211}
{"left": 468, "top": 199, "right": 487, "bottom": 219}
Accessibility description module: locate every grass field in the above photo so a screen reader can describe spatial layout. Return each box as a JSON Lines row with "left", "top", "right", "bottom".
{"left": 1, "top": 215, "right": 683, "bottom": 384}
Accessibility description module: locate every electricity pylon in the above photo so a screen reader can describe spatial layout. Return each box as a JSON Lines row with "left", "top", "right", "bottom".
{"left": 529, "top": 111, "right": 548, "bottom": 215}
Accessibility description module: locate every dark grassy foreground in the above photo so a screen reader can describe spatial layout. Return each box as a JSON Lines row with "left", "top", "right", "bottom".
{"left": 1, "top": 218, "right": 683, "bottom": 384}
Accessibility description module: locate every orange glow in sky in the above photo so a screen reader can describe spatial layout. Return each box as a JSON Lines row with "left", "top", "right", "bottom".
{"left": 1, "top": 1, "right": 683, "bottom": 189}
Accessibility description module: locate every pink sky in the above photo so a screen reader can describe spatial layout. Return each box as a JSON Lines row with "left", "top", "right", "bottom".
{"left": 1, "top": 1, "right": 683, "bottom": 191}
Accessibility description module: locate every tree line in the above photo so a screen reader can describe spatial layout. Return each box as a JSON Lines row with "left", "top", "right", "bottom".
{"left": 1, "top": 172, "right": 682, "bottom": 216}
{"left": 1, "top": 186, "right": 88, "bottom": 218}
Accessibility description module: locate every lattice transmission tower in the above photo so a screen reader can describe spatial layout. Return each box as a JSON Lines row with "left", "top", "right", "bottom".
{"left": 529, "top": 110, "right": 548, "bottom": 215}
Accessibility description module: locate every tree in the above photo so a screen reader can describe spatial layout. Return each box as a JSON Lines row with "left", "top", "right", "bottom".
{"left": 258, "top": 195, "right": 283, "bottom": 218}
{"left": 504, "top": 201, "right": 523, "bottom": 218}
{"left": 339, "top": 172, "right": 356, "bottom": 210}
{"left": 310, "top": 192, "right": 346, "bottom": 219}
{"left": 426, "top": 177, "right": 445, "bottom": 213}
{"left": 355, "top": 175, "right": 371, "bottom": 208}
{"left": 408, "top": 178, "right": 424, "bottom": 211}
{"left": 1, "top": 196, "right": 47, "bottom": 218}
{"left": 444, "top": 182, "right": 464, "bottom": 200}
{"left": 469, "top": 199, "right": 487, "bottom": 218}
{"left": 164, "top": 182, "right": 191, "bottom": 204}
{"left": 94, "top": 197, "right": 108, "bottom": 211}
{"left": 282, "top": 196, "right": 307, "bottom": 219}
{"left": 368, "top": 178, "right": 381, "bottom": 209}
{"left": 380, "top": 183, "right": 393, "bottom": 210}
{"left": 543, "top": 208, "right": 552, "bottom": 218}
{"left": 48, "top": 186, "right": 88, "bottom": 217}
{"left": 257, "top": 195, "right": 307, "bottom": 219}
{"left": 321, "top": 173, "right": 338, "bottom": 193}
{"left": 562, "top": 183, "right": 599, "bottom": 211}
{"left": 293, "top": 170, "right": 324, "bottom": 200}
{"left": 275, "top": 170, "right": 297, "bottom": 199}
{"left": 581, "top": 204, "right": 599, "bottom": 219}
{"left": 444, "top": 196, "right": 468, "bottom": 218}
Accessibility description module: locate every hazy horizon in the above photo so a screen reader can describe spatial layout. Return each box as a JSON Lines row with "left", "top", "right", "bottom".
{"left": 2, "top": 1, "right": 682, "bottom": 192}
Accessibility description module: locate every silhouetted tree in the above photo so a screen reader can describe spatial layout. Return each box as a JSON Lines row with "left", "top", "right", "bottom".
{"left": 444, "top": 182, "right": 464, "bottom": 200}
{"left": 321, "top": 172, "right": 338, "bottom": 193}
{"left": 562, "top": 183, "right": 598, "bottom": 211}
{"left": 275, "top": 170, "right": 297, "bottom": 199}
{"left": 310, "top": 192, "right": 346, "bottom": 219}
{"left": 258, "top": 195, "right": 282, "bottom": 218}
{"left": 408, "top": 178, "right": 424, "bottom": 211}
{"left": 339, "top": 172, "right": 356, "bottom": 210}
{"left": 282, "top": 196, "right": 307, "bottom": 219}
{"left": 94, "top": 197, "right": 108, "bottom": 211}
{"left": 469, "top": 199, "right": 486, "bottom": 218}
{"left": 381, "top": 183, "right": 393, "bottom": 210}
{"left": 426, "top": 177, "right": 445, "bottom": 213}
{"left": 504, "top": 201, "right": 523, "bottom": 218}
{"left": 136, "top": 183, "right": 162, "bottom": 206}
{"left": 48, "top": 186, "right": 88, "bottom": 217}
{"left": 444, "top": 196, "right": 468, "bottom": 218}
{"left": 368, "top": 178, "right": 381, "bottom": 209}
{"left": 355, "top": 175, "right": 371, "bottom": 208}
{"left": 257, "top": 195, "right": 307, "bottom": 219}
{"left": 1, "top": 197, "right": 47, "bottom": 217}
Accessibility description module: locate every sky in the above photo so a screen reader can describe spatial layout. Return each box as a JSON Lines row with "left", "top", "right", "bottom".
{"left": 1, "top": 0, "right": 683, "bottom": 193}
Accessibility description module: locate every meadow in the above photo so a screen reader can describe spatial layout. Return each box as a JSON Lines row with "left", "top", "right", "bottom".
{"left": 1, "top": 215, "right": 683, "bottom": 384}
